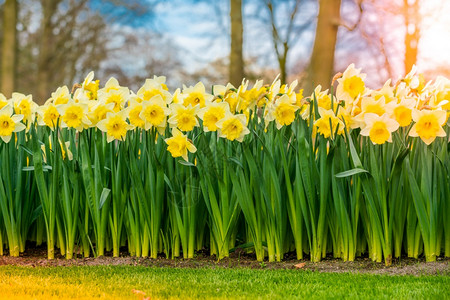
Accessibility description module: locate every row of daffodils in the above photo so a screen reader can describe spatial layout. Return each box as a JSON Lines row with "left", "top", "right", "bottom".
{"left": 0, "top": 64, "right": 449, "bottom": 265}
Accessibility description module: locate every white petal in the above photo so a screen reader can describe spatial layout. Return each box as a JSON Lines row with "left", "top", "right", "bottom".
{"left": 13, "top": 122, "right": 26, "bottom": 132}
{"left": 11, "top": 114, "right": 24, "bottom": 122}
{"left": 1, "top": 135, "right": 12, "bottom": 143}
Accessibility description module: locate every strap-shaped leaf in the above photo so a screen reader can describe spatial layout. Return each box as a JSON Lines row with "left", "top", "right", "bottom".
{"left": 335, "top": 168, "right": 369, "bottom": 178}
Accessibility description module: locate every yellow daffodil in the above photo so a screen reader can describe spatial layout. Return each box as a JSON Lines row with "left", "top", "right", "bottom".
{"left": 286, "top": 79, "right": 298, "bottom": 96}
{"left": 171, "top": 88, "right": 184, "bottom": 104}
{"left": 360, "top": 96, "right": 388, "bottom": 116}
{"left": 152, "top": 75, "right": 169, "bottom": 91}
{"left": 197, "top": 101, "right": 230, "bottom": 132}
{"left": 267, "top": 77, "right": 281, "bottom": 102}
{"left": 136, "top": 77, "right": 172, "bottom": 103}
{"left": 360, "top": 113, "right": 399, "bottom": 144}
{"left": 37, "top": 103, "right": 60, "bottom": 129}
{"left": 336, "top": 106, "right": 354, "bottom": 129}
{"left": 429, "top": 76, "right": 450, "bottom": 111}
{"left": 403, "top": 65, "right": 426, "bottom": 94}
{"left": 0, "top": 105, "right": 26, "bottom": 143}
{"left": 238, "top": 80, "right": 267, "bottom": 112}
{"left": 216, "top": 112, "right": 250, "bottom": 142}
{"left": 168, "top": 104, "right": 199, "bottom": 132}
{"left": 314, "top": 108, "right": 343, "bottom": 138}
{"left": 98, "top": 86, "right": 129, "bottom": 112}
{"left": 295, "top": 89, "right": 304, "bottom": 107}
{"left": 235, "top": 80, "right": 252, "bottom": 112}
{"left": 312, "top": 85, "right": 333, "bottom": 110}
{"left": 224, "top": 91, "right": 239, "bottom": 113}
{"left": 46, "top": 86, "right": 71, "bottom": 105}
{"left": 81, "top": 71, "right": 100, "bottom": 100}
{"left": 11, "top": 92, "right": 37, "bottom": 125}
{"left": 88, "top": 102, "right": 115, "bottom": 125}
{"left": 353, "top": 96, "right": 396, "bottom": 128}
{"left": 264, "top": 94, "right": 299, "bottom": 129}
{"left": 57, "top": 100, "right": 91, "bottom": 131}
{"left": 127, "top": 99, "right": 145, "bottom": 129}
{"left": 212, "top": 83, "right": 235, "bottom": 99}
{"left": 97, "top": 110, "right": 134, "bottom": 142}
{"left": 140, "top": 95, "right": 171, "bottom": 131}
{"left": 0, "top": 93, "right": 10, "bottom": 110}
{"left": 72, "top": 87, "right": 90, "bottom": 103}
{"left": 103, "top": 77, "right": 124, "bottom": 93}
{"left": 182, "top": 82, "right": 213, "bottom": 108}
{"left": 164, "top": 128, "right": 197, "bottom": 161}
{"left": 393, "top": 97, "right": 415, "bottom": 127}
{"left": 409, "top": 109, "right": 447, "bottom": 145}
{"left": 336, "top": 64, "right": 367, "bottom": 102}
{"left": 371, "top": 80, "right": 396, "bottom": 103}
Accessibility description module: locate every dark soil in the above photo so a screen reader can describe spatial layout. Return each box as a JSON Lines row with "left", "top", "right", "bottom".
{"left": 1, "top": 245, "right": 448, "bottom": 276}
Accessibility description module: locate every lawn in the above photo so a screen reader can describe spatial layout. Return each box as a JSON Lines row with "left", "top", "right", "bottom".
{"left": 0, "top": 265, "right": 448, "bottom": 299}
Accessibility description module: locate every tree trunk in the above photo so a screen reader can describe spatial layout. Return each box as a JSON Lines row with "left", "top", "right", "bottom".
{"left": 1, "top": 0, "right": 18, "bottom": 97}
{"left": 404, "top": 0, "right": 419, "bottom": 75}
{"left": 305, "top": 0, "right": 341, "bottom": 94}
{"left": 37, "top": 0, "right": 60, "bottom": 104}
{"left": 278, "top": 42, "right": 288, "bottom": 84}
{"left": 229, "top": 0, "right": 244, "bottom": 87}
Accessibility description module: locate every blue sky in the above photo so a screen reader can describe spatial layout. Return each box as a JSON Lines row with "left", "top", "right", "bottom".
{"left": 89, "top": 0, "right": 450, "bottom": 87}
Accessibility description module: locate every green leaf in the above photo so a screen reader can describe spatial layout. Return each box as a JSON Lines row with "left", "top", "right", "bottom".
{"left": 99, "top": 188, "right": 111, "bottom": 210}
{"left": 178, "top": 160, "right": 196, "bottom": 167}
{"left": 19, "top": 144, "right": 33, "bottom": 156}
{"left": 22, "top": 165, "right": 52, "bottom": 172}
{"left": 335, "top": 168, "right": 369, "bottom": 178}
{"left": 228, "top": 157, "right": 243, "bottom": 169}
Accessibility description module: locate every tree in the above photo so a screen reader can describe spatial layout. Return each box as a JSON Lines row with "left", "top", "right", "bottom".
{"left": 1, "top": 0, "right": 18, "bottom": 97}
{"left": 229, "top": 0, "right": 244, "bottom": 86}
{"left": 403, "top": 0, "right": 420, "bottom": 74}
{"left": 36, "top": 0, "right": 62, "bottom": 104}
{"left": 35, "top": 0, "right": 110, "bottom": 104}
{"left": 264, "top": 0, "right": 311, "bottom": 84}
{"left": 13, "top": 0, "right": 157, "bottom": 103}
{"left": 306, "top": 0, "right": 342, "bottom": 94}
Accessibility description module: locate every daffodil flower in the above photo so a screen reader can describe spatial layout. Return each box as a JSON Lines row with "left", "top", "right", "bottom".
{"left": 46, "top": 86, "right": 71, "bottom": 105}
{"left": 0, "top": 93, "right": 10, "bottom": 110}
{"left": 11, "top": 92, "right": 37, "bottom": 125}
{"left": 57, "top": 100, "right": 92, "bottom": 131}
{"left": 409, "top": 109, "right": 447, "bottom": 145}
{"left": 264, "top": 94, "right": 299, "bottom": 129}
{"left": 393, "top": 97, "right": 415, "bottom": 127}
{"left": 360, "top": 113, "right": 399, "bottom": 144}
{"left": 97, "top": 110, "right": 134, "bottom": 142}
{"left": 136, "top": 76, "right": 172, "bottom": 103}
{"left": 98, "top": 86, "right": 129, "bottom": 112}
{"left": 37, "top": 103, "right": 60, "bottom": 130}
{"left": 127, "top": 99, "right": 145, "bottom": 129}
{"left": 88, "top": 102, "right": 115, "bottom": 126}
{"left": 314, "top": 108, "right": 343, "bottom": 139}
{"left": 182, "top": 82, "right": 214, "bottom": 108}
{"left": 140, "top": 95, "right": 171, "bottom": 130}
{"left": 164, "top": 128, "right": 197, "bottom": 161}
{"left": 216, "top": 112, "right": 250, "bottom": 142}
{"left": 0, "top": 105, "right": 26, "bottom": 143}
{"left": 80, "top": 71, "right": 100, "bottom": 100}
{"left": 197, "top": 101, "right": 230, "bottom": 132}
{"left": 168, "top": 103, "right": 199, "bottom": 132}
{"left": 336, "top": 64, "right": 367, "bottom": 102}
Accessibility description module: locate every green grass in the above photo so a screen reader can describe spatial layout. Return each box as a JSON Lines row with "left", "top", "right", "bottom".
{"left": 0, "top": 265, "right": 448, "bottom": 299}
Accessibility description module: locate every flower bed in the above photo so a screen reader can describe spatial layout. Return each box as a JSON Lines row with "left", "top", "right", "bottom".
{"left": 0, "top": 64, "right": 449, "bottom": 266}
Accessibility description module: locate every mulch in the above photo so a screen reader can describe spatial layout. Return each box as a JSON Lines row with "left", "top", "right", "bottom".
{"left": 1, "top": 245, "right": 448, "bottom": 276}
